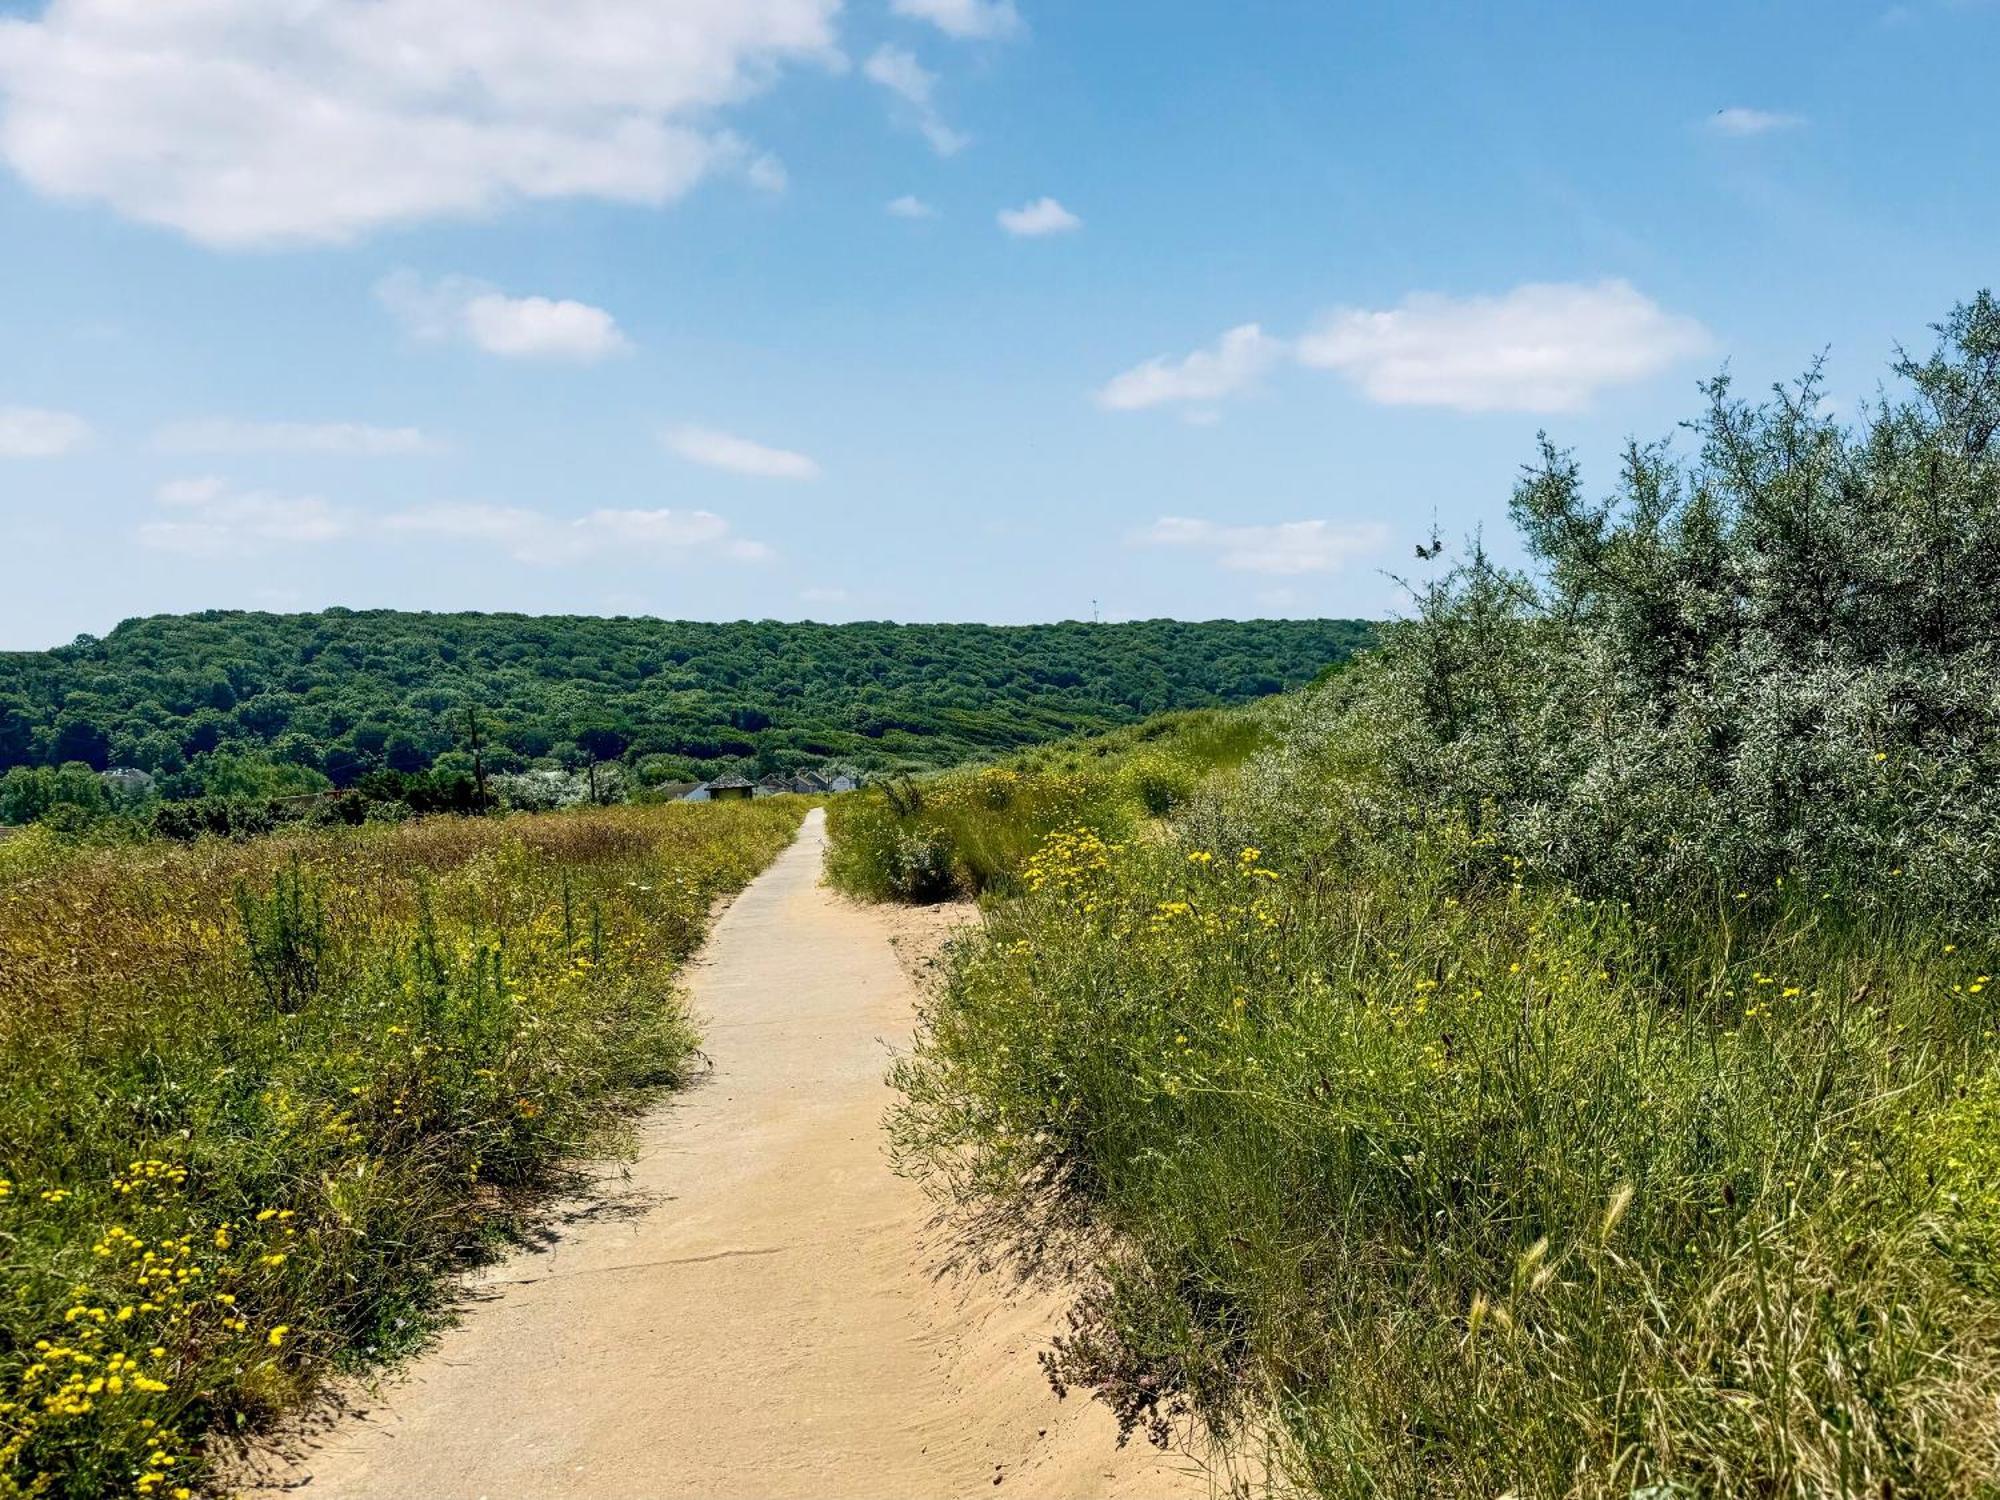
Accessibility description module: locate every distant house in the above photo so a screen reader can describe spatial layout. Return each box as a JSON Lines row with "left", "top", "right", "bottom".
{"left": 652, "top": 781, "right": 700, "bottom": 802}
{"left": 100, "top": 767, "right": 156, "bottom": 802}
{"left": 680, "top": 766, "right": 855, "bottom": 802}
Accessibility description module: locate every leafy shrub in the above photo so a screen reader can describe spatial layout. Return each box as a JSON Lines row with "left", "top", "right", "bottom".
{"left": 1118, "top": 753, "right": 1197, "bottom": 817}
{"left": 1358, "top": 293, "right": 2000, "bottom": 918}
{"left": 0, "top": 764, "right": 110, "bottom": 827}
{"left": 889, "top": 829, "right": 958, "bottom": 903}
{"left": 491, "top": 768, "right": 587, "bottom": 813}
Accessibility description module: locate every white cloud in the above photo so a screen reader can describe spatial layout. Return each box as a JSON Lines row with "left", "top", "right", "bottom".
{"left": 385, "top": 502, "right": 769, "bottom": 564}
{"left": 1136, "top": 516, "right": 1390, "bottom": 576}
{"left": 864, "top": 45, "right": 938, "bottom": 108}
{"left": 377, "top": 273, "right": 631, "bottom": 362}
{"left": 891, "top": 0, "right": 1023, "bottom": 40}
{"left": 664, "top": 425, "right": 821, "bottom": 481}
{"left": 153, "top": 419, "right": 438, "bottom": 456}
{"left": 461, "top": 293, "right": 629, "bottom": 361}
{"left": 1708, "top": 107, "right": 1805, "bottom": 137}
{"left": 0, "top": 405, "right": 88, "bottom": 457}
{"left": 1296, "top": 280, "right": 1712, "bottom": 413}
{"left": 746, "top": 153, "right": 789, "bottom": 194}
{"left": 864, "top": 45, "right": 968, "bottom": 156}
{"left": 998, "top": 195, "right": 1079, "bottom": 237}
{"left": 887, "top": 194, "right": 937, "bottom": 219}
{"left": 1096, "top": 324, "right": 1284, "bottom": 411}
{"left": 920, "top": 121, "right": 972, "bottom": 156}
{"left": 0, "top": 0, "right": 840, "bottom": 247}
{"left": 138, "top": 476, "right": 350, "bottom": 556}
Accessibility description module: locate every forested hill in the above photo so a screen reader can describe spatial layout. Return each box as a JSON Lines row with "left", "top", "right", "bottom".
{"left": 0, "top": 611, "right": 1374, "bottom": 785}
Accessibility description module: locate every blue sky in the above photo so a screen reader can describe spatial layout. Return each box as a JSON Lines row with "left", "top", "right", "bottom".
{"left": 0, "top": 0, "right": 1993, "bottom": 650}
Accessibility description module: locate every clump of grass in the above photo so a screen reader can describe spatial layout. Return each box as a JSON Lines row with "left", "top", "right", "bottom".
{"left": 824, "top": 708, "right": 1266, "bottom": 903}
{"left": 0, "top": 798, "right": 803, "bottom": 1498}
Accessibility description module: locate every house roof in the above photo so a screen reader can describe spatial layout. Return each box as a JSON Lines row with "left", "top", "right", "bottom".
{"left": 709, "top": 775, "right": 754, "bottom": 789}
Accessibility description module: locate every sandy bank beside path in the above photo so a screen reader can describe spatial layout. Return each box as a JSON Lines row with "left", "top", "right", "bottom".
{"left": 242, "top": 808, "right": 1207, "bottom": 1500}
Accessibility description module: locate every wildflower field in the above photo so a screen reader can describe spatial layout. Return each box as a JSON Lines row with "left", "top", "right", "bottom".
{"left": 859, "top": 297, "right": 2000, "bottom": 1496}
{"left": 0, "top": 797, "right": 803, "bottom": 1498}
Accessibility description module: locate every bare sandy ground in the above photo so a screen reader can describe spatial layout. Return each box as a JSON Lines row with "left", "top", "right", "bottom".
{"left": 241, "top": 809, "right": 1208, "bottom": 1500}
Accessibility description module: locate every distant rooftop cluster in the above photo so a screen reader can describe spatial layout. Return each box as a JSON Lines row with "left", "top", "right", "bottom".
{"left": 679, "top": 768, "right": 860, "bottom": 803}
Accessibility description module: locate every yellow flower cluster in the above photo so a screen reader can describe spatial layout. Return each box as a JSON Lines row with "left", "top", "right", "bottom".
{"left": 1022, "top": 826, "right": 1120, "bottom": 901}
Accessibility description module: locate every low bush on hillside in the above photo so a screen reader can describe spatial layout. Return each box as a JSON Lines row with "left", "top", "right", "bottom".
{"left": 0, "top": 798, "right": 803, "bottom": 1499}
{"left": 884, "top": 296, "right": 2000, "bottom": 1496}
{"left": 823, "top": 709, "right": 1266, "bottom": 902}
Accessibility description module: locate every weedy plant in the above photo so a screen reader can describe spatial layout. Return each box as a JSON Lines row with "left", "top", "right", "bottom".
{"left": 0, "top": 797, "right": 803, "bottom": 1499}
{"left": 880, "top": 295, "right": 2000, "bottom": 1497}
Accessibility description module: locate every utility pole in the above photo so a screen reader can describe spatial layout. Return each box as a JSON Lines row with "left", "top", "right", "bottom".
{"left": 1091, "top": 599, "right": 1100, "bottom": 625}
{"left": 466, "top": 707, "right": 489, "bottom": 810}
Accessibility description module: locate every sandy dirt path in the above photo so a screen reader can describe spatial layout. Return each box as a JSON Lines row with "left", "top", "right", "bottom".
{"left": 243, "top": 809, "right": 1206, "bottom": 1500}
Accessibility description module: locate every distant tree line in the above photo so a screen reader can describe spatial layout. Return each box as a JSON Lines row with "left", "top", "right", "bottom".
{"left": 0, "top": 615, "right": 1374, "bottom": 827}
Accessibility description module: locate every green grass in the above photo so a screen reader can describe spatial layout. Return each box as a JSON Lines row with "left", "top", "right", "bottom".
{"left": 875, "top": 693, "right": 2000, "bottom": 1497}
{"left": 0, "top": 798, "right": 804, "bottom": 1499}
{"left": 823, "top": 707, "right": 1268, "bottom": 903}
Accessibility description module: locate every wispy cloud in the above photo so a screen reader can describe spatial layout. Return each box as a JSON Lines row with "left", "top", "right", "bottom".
{"left": 664, "top": 425, "right": 821, "bottom": 480}
{"left": 133, "top": 478, "right": 771, "bottom": 568}
{"left": 384, "top": 502, "right": 770, "bottom": 564}
{"left": 864, "top": 45, "right": 970, "bottom": 156}
{"left": 1136, "top": 517, "right": 1391, "bottom": 576}
{"left": 1707, "top": 106, "right": 1806, "bottom": 136}
{"left": 1096, "top": 325, "right": 1284, "bottom": 411}
{"left": 1295, "top": 280, "right": 1712, "bottom": 413}
{"left": 998, "top": 195, "right": 1080, "bottom": 237}
{"left": 138, "top": 476, "right": 350, "bottom": 556}
{"left": 377, "top": 272, "right": 631, "bottom": 362}
{"left": 887, "top": 194, "right": 938, "bottom": 219}
{"left": 153, "top": 419, "right": 439, "bottom": 456}
{"left": 0, "top": 0, "right": 840, "bottom": 247}
{"left": 891, "top": 0, "right": 1023, "bottom": 41}
{"left": 0, "top": 406, "right": 88, "bottom": 458}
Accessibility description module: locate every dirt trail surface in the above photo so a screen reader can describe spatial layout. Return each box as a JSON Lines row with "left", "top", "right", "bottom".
{"left": 243, "top": 809, "right": 1207, "bottom": 1500}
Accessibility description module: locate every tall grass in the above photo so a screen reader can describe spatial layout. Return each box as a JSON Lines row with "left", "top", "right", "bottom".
{"left": 823, "top": 709, "right": 1265, "bottom": 902}
{"left": 889, "top": 738, "right": 2000, "bottom": 1494}
{"left": 0, "top": 798, "right": 804, "bottom": 1499}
